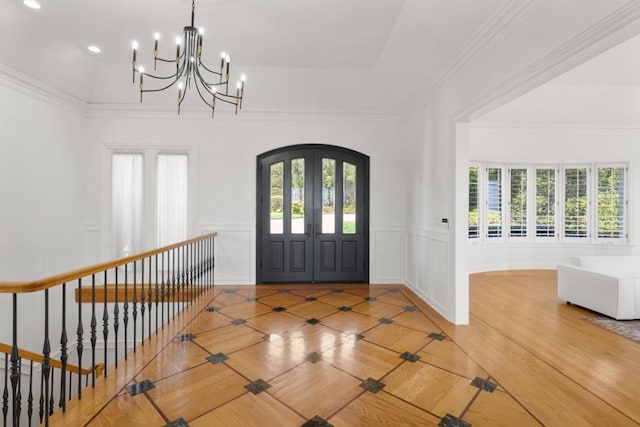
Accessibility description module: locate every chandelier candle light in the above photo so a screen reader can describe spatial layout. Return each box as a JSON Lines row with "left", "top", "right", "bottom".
{"left": 131, "top": 0, "right": 246, "bottom": 117}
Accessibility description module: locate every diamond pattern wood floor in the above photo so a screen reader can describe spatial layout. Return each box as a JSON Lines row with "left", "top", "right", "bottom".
{"left": 86, "top": 285, "right": 537, "bottom": 426}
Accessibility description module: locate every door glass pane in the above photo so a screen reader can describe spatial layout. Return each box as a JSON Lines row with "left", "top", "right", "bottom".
{"left": 270, "top": 161, "right": 284, "bottom": 234}
{"left": 322, "top": 158, "right": 335, "bottom": 234}
{"left": 112, "top": 153, "right": 143, "bottom": 257}
{"left": 291, "top": 158, "right": 305, "bottom": 234}
{"left": 157, "top": 154, "right": 188, "bottom": 247}
{"left": 343, "top": 162, "right": 356, "bottom": 234}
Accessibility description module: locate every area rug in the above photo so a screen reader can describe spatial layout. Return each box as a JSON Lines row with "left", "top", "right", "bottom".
{"left": 584, "top": 317, "right": 640, "bottom": 344}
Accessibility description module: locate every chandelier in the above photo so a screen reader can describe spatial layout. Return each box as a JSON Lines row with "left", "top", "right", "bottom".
{"left": 131, "top": 0, "right": 246, "bottom": 117}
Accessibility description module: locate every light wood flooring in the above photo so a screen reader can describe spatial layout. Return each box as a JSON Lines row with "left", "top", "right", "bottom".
{"left": 51, "top": 272, "right": 640, "bottom": 426}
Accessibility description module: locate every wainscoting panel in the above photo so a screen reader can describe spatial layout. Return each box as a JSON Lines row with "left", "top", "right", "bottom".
{"left": 405, "top": 228, "right": 452, "bottom": 322}
{"left": 370, "top": 227, "right": 405, "bottom": 284}
{"left": 83, "top": 225, "right": 100, "bottom": 266}
{"left": 201, "top": 225, "right": 255, "bottom": 285}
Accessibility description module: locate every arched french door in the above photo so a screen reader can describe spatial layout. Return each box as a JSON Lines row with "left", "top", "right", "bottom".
{"left": 256, "top": 145, "right": 369, "bottom": 283}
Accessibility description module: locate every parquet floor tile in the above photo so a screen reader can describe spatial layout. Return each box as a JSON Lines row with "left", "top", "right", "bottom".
{"left": 383, "top": 361, "right": 478, "bottom": 418}
{"left": 87, "top": 392, "right": 165, "bottom": 426}
{"left": 350, "top": 300, "right": 405, "bottom": 318}
{"left": 146, "top": 362, "right": 248, "bottom": 422}
{"left": 320, "top": 311, "right": 380, "bottom": 334}
{"left": 464, "top": 388, "right": 542, "bottom": 426}
{"left": 364, "top": 322, "right": 432, "bottom": 353}
{"left": 66, "top": 279, "right": 637, "bottom": 427}
{"left": 268, "top": 361, "right": 363, "bottom": 419}
{"left": 323, "top": 339, "right": 402, "bottom": 381}
{"left": 225, "top": 337, "right": 306, "bottom": 381}
{"left": 193, "top": 324, "right": 265, "bottom": 355}
{"left": 190, "top": 392, "right": 305, "bottom": 427}
{"left": 419, "top": 338, "right": 488, "bottom": 380}
{"left": 330, "top": 391, "right": 441, "bottom": 427}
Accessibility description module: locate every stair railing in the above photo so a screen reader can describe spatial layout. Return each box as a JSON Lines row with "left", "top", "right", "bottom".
{"left": 0, "top": 232, "right": 216, "bottom": 427}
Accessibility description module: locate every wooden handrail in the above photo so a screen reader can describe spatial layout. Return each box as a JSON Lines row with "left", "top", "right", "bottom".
{"left": 0, "top": 343, "right": 104, "bottom": 378}
{"left": 0, "top": 232, "right": 217, "bottom": 294}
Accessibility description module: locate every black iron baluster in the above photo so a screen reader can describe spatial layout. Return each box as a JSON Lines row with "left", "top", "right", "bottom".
{"left": 181, "top": 245, "right": 185, "bottom": 311}
{"left": 3, "top": 353, "right": 8, "bottom": 427}
{"left": 148, "top": 256, "right": 153, "bottom": 339}
{"left": 27, "top": 361, "right": 33, "bottom": 426}
{"left": 76, "top": 278, "right": 84, "bottom": 399}
{"left": 133, "top": 260, "right": 138, "bottom": 352}
{"left": 154, "top": 254, "right": 159, "bottom": 334}
{"left": 67, "top": 370, "right": 71, "bottom": 404}
{"left": 10, "top": 293, "right": 20, "bottom": 427}
{"left": 211, "top": 237, "right": 216, "bottom": 288}
{"left": 161, "top": 251, "right": 165, "bottom": 329}
{"left": 38, "top": 369, "right": 43, "bottom": 425}
{"left": 172, "top": 248, "right": 176, "bottom": 320}
{"left": 123, "top": 263, "right": 129, "bottom": 360}
{"left": 15, "top": 357, "right": 21, "bottom": 427}
{"left": 42, "top": 290, "right": 51, "bottom": 426}
{"left": 59, "top": 283, "right": 68, "bottom": 410}
{"left": 48, "top": 369, "right": 54, "bottom": 416}
{"left": 114, "top": 268, "right": 120, "bottom": 368}
{"left": 90, "top": 274, "right": 97, "bottom": 387}
{"left": 188, "top": 243, "right": 192, "bottom": 303}
{"left": 140, "top": 258, "right": 146, "bottom": 347}
{"left": 212, "top": 236, "right": 216, "bottom": 287}
{"left": 102, "top": 270, "right": 109, "bottom": 377}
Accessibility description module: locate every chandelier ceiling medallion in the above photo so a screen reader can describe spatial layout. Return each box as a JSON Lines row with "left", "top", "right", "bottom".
{"left": 131, "top": 0, "right": 246, "bottom": 117}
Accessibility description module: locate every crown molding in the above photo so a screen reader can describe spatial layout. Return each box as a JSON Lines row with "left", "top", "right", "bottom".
{"left": 404, "top": 0, "right": 539, "bottom": 118}
{"left": 470, "top": 121, "right": 640, "bottom": 131}
{"left": 455, "top": 0, "right": 640, "bottom": 122}
{"left": 85, "top": 102, "right": 404, "bottom": 122}
{"left": 0, "top": 63, "right": 87, "bottom": 115}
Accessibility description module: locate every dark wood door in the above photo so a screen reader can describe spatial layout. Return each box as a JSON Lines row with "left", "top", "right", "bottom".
{"left": 257, "top": 145, "right": 369, "bottom": 283}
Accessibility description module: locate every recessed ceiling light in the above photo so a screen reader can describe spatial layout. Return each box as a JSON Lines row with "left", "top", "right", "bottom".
{"left": 23, "top": 0, "right": 41, "bottom": 9}
{"left": 88, "top": 45, "right": 101, "bottom": 53}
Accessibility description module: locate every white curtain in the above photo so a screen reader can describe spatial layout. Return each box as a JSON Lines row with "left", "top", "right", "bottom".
{"left": 112, "top": 154, "right": 143, "bottom": 258}
{"left": 156, "top": 154, "right": 188, "bottom": 247}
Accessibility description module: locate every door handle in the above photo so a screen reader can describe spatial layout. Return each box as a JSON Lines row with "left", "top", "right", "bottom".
{"left": 306, "top": 224, "right": 312, "bottom": 235}
{"left": 314, "top": 224, "right": 321, "bottom": 236}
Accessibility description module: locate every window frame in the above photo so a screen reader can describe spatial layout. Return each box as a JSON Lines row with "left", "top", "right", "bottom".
{"left": 533, "top": 165, "right": 559, "bottom": 242}
{"left": 468, "top": 161, "right": 629, "bottom": 246}
{"left": 102, "top": 144, "right": 197, "bottom": 260}
{"left": 594, "top": 163, "right": 628, "bottom": 244}
{"left": 485, "top": 163, "right": 506, "bottom": 243}
{"left": 507, "top": 165, "right": 530, "bottom": 241}
{"left": 468, "top": 163, "right": 483, "bottom": 242}
{"left": 561, "top": 164, "right": 591, "bottom": 243}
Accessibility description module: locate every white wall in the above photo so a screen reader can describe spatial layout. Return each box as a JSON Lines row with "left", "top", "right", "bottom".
{"left": 0, "top": 83, "right": 86, "bottom": 348}
{"left": 404, "top": 0, "right": 640, "bottom": 324}
{"left": 84, "top": 111, "right": 408, "bottom": 285}
{"left": 466, "top": 125, "right": 638, "bottom": 272}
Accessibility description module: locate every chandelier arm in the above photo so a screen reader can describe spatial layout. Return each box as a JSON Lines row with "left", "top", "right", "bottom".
{"left": 155, "top": 57, "right": 178, "bottom": 64}
{"left": 141, "top": 77, "right": 182, "bottom": 94}
{"left": 193, "top": 64, "right": 221, "bottom": 91}
{"left": 198, "top": 60, "right": 223, "bottom": 77}
{"left": 193, "top": 77, "right": 215, "bottom": 109}
{"left": 142, "top": 57, "right": 187, "bottom": 81}
{"left": 141, "top": 71, "right": 181, "bottom": 81}
{"left": 214, "top": 96, "right": 239, "bottom": 106}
